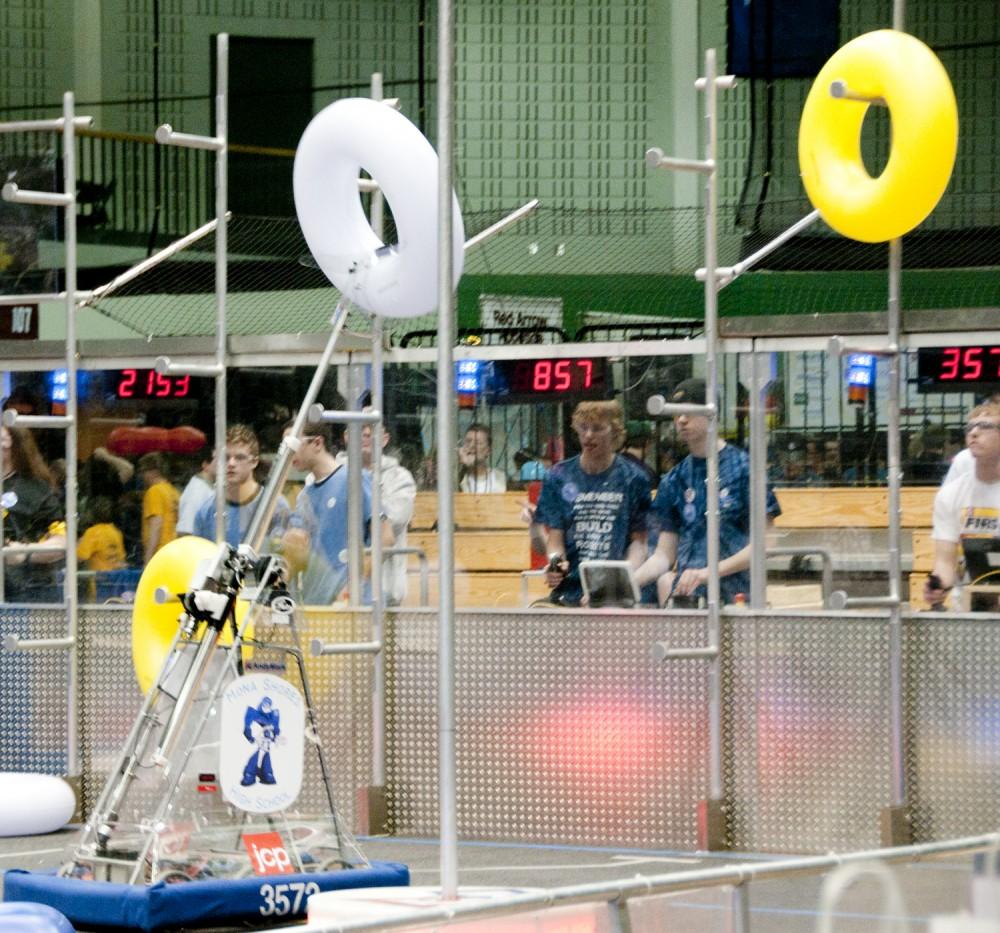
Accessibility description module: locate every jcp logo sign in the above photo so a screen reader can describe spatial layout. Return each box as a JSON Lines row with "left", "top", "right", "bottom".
{"left": 242, "top": 831, "right": 294, "bottom": 875}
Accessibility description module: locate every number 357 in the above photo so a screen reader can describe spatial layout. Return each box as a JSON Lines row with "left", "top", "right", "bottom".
{"left": 259, "top": 881, "right": 319, "bottom": 917}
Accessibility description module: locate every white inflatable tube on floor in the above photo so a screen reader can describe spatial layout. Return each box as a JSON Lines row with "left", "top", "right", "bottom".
{"left": 0, "top": 773, "right": 75, "bottom": 837}
{"left": 293, "top": 97, "right": 464, "bottom": 319}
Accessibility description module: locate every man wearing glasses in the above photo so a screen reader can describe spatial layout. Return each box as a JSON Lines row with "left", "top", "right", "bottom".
{"left": 924, "top": 400, "right": 1000, "bottom": 610}
{"left": 280, "top": 421, "right": 372, "bottom": 606}
{"left": 192, "top": 424, "right": 289, "bottom": 548}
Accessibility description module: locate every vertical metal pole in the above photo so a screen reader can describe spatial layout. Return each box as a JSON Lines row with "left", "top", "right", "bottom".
{"left": 436, "top": 0, "right": 459, "bottom": 900}
{"left": 347, "top": 363, "right": 364, "bottom": 603}
{"left": 369, "top": 72, "right": 387, "bottom": 793}
{"left": 212, "top": 33, "right": 228, "bottom": 543}
{"left": 730, "top": 883, "right": 752, "bottom": 933}
{"left": 887, "top": 0, "right": 908, "bottom": 829}
{"left": 702, "top": 48, "right": 723, "bottom": 806}
{"left": 887, "top": 240, "right": 904, "bottom": 810}
{"left": 749, "top": 348, "right": 768, "bottom": 609}
{"left": 63, "top": 92, "right": 81, "bottom": 776}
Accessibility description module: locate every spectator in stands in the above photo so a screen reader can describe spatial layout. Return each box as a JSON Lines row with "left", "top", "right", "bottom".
{"left": 78, "top": 496, "right": 126, "bottom": 573}
{"left": 335, "top": 418, "right": 416, "bottom": 606}
{"left": 620, "top": 420, "right": 658, "bottom": 488}
{"left": 280, "top": 420, "right": 370, "bottom": 605}
{"left": 535, "top": 400, "right": 651, "bottom": 606}
{"left": 1, "top": 425, "right": 65, "bottom": 602}
{"left": 513, "top": 448, "right": 549, "bottom": 484}
{"left": 138, "top": 452, "right": 179, "bottom": 564}
{"left": 458, "top": 423, "right": 507, "bottom": 493}
{"left": 635, "top": 378, "right": 782, "bottom": 607}
{"left": 906, "top": 423, "right": 949, "bottom": 484}
{"left": 923, "top": 400, "right": 1000, "bottom": 611}
{"left": 177, "top": 451, "right": 216, "bottom": 536}
{"left": 193, "top": 424, "right": 289, "bottom": 548}
{"left": 77, "top": 495, "right": 126, "bottom": 599}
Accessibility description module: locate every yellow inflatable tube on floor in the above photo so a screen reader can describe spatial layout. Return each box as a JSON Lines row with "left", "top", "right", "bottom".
{"left": 798, "top": 29, "right": 958, "bottom": 243}
{"left": 132, "top": 536, "right": 252, "bottom": 695}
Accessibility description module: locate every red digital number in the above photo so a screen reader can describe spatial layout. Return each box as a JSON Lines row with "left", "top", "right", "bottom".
{"left": 939, "top": 347, "right": 960, "bottom": 380}
{"left": 118, "top": 369, "right": 137, "bottom": 397}
{"left": 534, "top": 360, "right": 552, "bottom": 391}
{"left": 175, "top": 375, "right": 190, "bottom": 397}
{"left": 553, "top": 359, "right": 571, "bottom": 391}
{"left": 576, "top": 359, "right": 593, "bottom": 388}
{"left": 153, "top": 372, "right": 172, "bottom": 397}
{"left": 962, "top": 347, "right": 983, "bottom": 381}
{"left": 991, "top": 348, "right": 1000, "bottom": 378}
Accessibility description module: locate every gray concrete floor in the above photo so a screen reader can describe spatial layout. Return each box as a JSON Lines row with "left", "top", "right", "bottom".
{"left": 0, "top": 828, "right": 979, "bottom": 931}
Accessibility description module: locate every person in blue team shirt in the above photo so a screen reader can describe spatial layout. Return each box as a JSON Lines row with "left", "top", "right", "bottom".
{"left": 192, "top": 424, "right": 289, "bottom": 549}
{"left": 280, "top": 420, "right": 371, "bottom": 605}
{"left": 535, "top": 400, "right": 651, "bottom": 606}
{"left": 635, "top": 378, "right": 782, "bottom": 607}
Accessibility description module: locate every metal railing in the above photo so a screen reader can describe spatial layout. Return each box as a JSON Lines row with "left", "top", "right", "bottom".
{"left": 268, "top": 831, "right": 1000, "bottom": 933}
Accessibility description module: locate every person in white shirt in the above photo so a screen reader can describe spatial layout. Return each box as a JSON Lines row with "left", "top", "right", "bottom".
{"left": 924, "top": 400, "right": 1000, "bottom": 610}
{"left": 177, "top": 452, "right": 216, "bottom": 535}
{"left": 336, "top": 420, "right": 416, "bottom": 606}
{"left": 458, "top": 423, "right": 507, "bottom": 493}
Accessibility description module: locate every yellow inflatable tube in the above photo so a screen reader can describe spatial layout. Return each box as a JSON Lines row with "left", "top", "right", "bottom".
{"left": 798, "top": 30, "right": 958, "bottom": 243}
{"left": 131, "top": 536, "right": 252, "bottom": 694}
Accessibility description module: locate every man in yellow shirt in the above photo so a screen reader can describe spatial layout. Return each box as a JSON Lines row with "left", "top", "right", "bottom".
{"left": 138, "top": 452, "right": 179, "bottom": 564}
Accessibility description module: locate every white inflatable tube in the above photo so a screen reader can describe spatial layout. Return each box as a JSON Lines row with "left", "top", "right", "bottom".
{"left": 293, "top": 97, "right": 464, "bottom": 319}
{"left": 0, "top": 773, "right": 75, "bottom": 836}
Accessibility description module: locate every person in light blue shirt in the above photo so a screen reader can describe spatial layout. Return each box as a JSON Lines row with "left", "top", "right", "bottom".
{"left": 280, "top": 421, "right": 371, "bottom": 605}
{"left": 192, "top": 424, "right": 289, "bottom": 550}
{"left": 535, "top": 400, "right": 651, "bottom": 606}
{"left": 635, "top": 378, "right": 782, "bottom": 606}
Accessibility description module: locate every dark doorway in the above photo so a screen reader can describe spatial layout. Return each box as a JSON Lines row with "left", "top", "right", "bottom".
{"left": 216, "top": 36, "right": 314, "bottom": 217}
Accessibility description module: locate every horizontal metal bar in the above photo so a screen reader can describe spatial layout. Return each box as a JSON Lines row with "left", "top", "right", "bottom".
{"left": 464, "top": 198, "right": 540, "bottom": 251}
{"left": 828, "top": 335, "right": 899, "bottom": 358}
{"left": 696, "top": 210, "right": 822, "bottom": 287}
{"left": 0, "top": 116, "right": 92, "bottom": 133}
{"left": 0, "top": 291, "right": 91, "bottom": 306}
{"left": 647, "top": 397, "right": 716, "bottom": 418}
{"left": 308, "top": 403, "right": 381, "bottom": 426}
{"left": 154, "top": 124, "right": 224, "bottom": 151}
{"left": 829, "top": 592, "right": 901, "bottom": 610}
{"left": 2, "top": 183, "right": 73, "bottom": 207}
{"left": 2, "top": 635, "right": 74, "bottom": 651}
{"left": 309, "top": 639, "right": 382, "bottom": 657}
{"left": 2, "top": 411, "right": 74, "bottom": 429}
{"left": 695, "top": 74, "right": 737, "bottom": 91}
{"left": 83, "top": 216, "right": 225, "bottom": 306}
{"left": 644, "top": 147, "right": 714, "bottom": 174}
{"left": 275, "top": 832, "right": 1000, "bottom": 933}
{"left": 830, "top": 80, "right": 887, "bottom": 107}
{"left": 653, "top": 644, "right": 719, "bottom": 662}
{"left": 154, "top": 356, "right": 224, "bottom": 378}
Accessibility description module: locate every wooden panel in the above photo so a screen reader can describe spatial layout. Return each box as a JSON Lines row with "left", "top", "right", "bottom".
{"left": 407, "top": 530, "right": 529, "bottom": 572}
{"left": 909, "top": 575, "right": 930, "bottom": 610}
{"left": 411, "top": 492, "right": 527, "bottom": 531}
{"left": 765, "top": 583, "right": 824, "bottom": 609}
{"left": 400, "top": 571, "right": 549, "bottom": 609}
{"left": 900, "top": 488, "right": 937, "bottom": 527}
{"left": 911, "top": 529, "right": 936, "bottom": 571}
{"left": 773, "top": 488, "right": 889, "bottom": 528}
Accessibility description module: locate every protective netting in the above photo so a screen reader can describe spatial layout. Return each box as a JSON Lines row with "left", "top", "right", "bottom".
{"left": 77, "top": 201, "right": 1000, "bottom": 344}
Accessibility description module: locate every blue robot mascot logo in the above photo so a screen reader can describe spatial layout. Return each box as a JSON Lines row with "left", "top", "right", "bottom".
{"left": 220, "top": 673, "right": 305, "bottom": 813}
{"left": 242, "top": 696, "right": 280, "bottom": 786}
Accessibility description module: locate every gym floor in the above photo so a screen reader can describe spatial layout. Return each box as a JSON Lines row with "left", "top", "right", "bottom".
{"left": 0, "top": 829, "right": 979, "bottom": 931}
